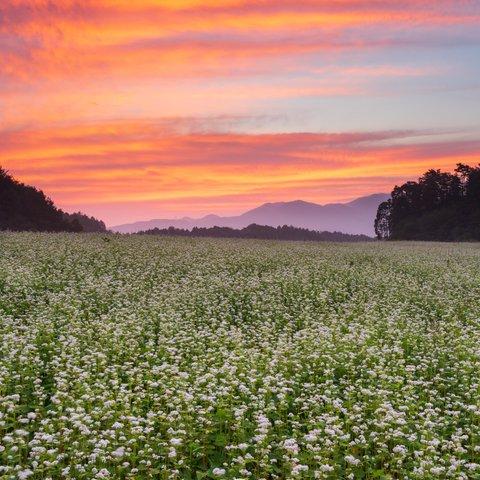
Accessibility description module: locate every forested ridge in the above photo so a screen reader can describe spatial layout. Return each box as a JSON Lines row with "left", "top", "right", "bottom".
{"left": 0, "top": 168, "right": 106, "bottom": 232}
{"left": 139, "top": 223, "right": 373, "bottom": 242}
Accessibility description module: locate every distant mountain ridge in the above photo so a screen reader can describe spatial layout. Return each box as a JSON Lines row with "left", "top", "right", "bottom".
{"left": 111, "top": 193, "right": 389, "bottom": 235}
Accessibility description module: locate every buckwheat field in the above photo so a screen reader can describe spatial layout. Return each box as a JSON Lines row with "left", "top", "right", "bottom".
{"left": 1, "top": 233, "right": 479, "bottom": 480}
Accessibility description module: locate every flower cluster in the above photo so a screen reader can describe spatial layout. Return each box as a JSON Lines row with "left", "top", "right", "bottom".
{"left": 0, "top": 233, "right": 479, "bottom": 479}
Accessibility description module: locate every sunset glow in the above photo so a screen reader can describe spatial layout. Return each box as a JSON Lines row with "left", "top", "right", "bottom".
{"left": 1, "top": 0, "right": 479, "bottom": 225}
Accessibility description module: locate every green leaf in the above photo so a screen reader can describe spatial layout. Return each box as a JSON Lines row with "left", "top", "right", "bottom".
{"left": 214, "top": 433, "right": 228, "bottom": 446}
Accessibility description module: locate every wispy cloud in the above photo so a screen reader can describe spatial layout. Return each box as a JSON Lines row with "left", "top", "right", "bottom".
{"left": 1, "top": 1, "right": 479, "bottom": 222}
{"left": 2, "top": 121, "right": 479, "bottom": 223}
{"left": 2, "top": 1, "right": 479, "bottom": 84}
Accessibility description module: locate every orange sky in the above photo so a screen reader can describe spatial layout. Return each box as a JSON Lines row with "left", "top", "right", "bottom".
{"left": 1, "top": 0, "right": 479, "bottom": 225}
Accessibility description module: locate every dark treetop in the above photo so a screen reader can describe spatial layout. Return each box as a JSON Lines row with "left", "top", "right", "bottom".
{"left": 375, "top": 163, "right": 480, "bottom": 241}
{"left": 0, "top": 168, "right": 106, "bottom": 232}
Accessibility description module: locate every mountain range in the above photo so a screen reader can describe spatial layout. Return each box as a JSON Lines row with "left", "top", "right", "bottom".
{"left": 111, "top": 193, "right": 389, "bottom": 236}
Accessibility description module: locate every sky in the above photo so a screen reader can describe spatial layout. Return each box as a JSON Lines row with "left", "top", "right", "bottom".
{"left": 1, "top": 1, "right": 480, "bottom": 226}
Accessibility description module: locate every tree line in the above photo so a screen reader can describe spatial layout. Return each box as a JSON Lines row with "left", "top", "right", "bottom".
{"left": 375, "top": 163, "right": 480, "bottom": 241}
{"left": 0, "top": 168, "right": 106, "bottom": 232}
{"left": 138, "top": 224, "right": 373, "bottom": 242}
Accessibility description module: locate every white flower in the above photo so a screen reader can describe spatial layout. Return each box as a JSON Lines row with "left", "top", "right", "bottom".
{"left": 112, "top": 447, "right": 125, "bottom": 458}
{"left": 320, "top": 464, "right": 334, "bottom": 472}
{"left": 283, "top": 438, "right": 299, "bottom": 455}
{"left": 3, "top": 232, "right": 480, "bottom": 479}
{"left": 345, "top": 455, "right": 360, "bottom": 466}
{"left": 430, "top": 466, "right": 445, "bottom": 475}
{"left": 393, "top": 445, "right": 407, "bottom": 455}
{"left": 292, "top": 464, "right": 308, "bottom": 476}
{"left": 18, "top": 470, "right": 34, "bottom": 480}
{"left": 95, "top": 469, "right": 111, "bottom": 478}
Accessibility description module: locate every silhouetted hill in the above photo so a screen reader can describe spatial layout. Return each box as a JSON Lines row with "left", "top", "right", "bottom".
{"left": 112, "top": 193, "right": 389, "bottom": 235}
{"left": 0, "top": 168, "right": 105, "bottom": 232}
{"left": 375, "top": 163, "right": 480, "bottom": 241}
{"left": 138, "top": 224, "right": 373, "bottom": 242}
{"left": 63, "top": 212, "right": 107, "bottom": 232}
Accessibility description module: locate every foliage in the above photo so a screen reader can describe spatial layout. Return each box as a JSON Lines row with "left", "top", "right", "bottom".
{"left": 0, "top": 168, "right": 79, "bottom": 232}
{"left": 375, "top": 163, "right": 480, "bottom": 240}
{"left": 63, "top": 212, "right": 107, "bottom": 233}
{"left": 0, "top": 168, "right": 105, "bottom": 233}
{"left": 138, "top": 224, "right": 372, "bottom": 242}
{"left": 0, "top": 233, "right": 479, "bottom": 479}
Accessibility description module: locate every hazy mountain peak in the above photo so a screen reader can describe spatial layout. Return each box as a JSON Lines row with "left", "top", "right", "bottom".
{"left": 111, "top": 193, "right": 389, "bottom": 235}
{"left": 243, "top": 199, "right": 322, "bottom": 216}
{"left": 346, "top": 193, "right": 390, "bottom": 208}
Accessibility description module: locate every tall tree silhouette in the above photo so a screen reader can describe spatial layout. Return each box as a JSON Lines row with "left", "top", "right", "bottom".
{"left": 375, "top": 163, "right": 480, "bottom": 240}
